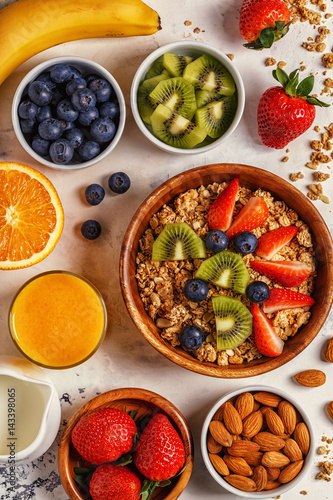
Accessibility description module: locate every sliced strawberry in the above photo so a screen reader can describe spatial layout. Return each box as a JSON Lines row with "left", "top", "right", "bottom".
{"left": 250, "top": 260, "right": 312, "bottom": 287}
{"left": 262, "top": 288, "right": 315, "bottom": 314}
{"left": 256, "top": 225, "right": 299, "bottom": 260}
{"left": 251, "top": 303, "right": 284, "bottom": 357}
{"left": 207, "top": 177, "right": 239, "bottom": 231}
{"left": 226, "top": 197, "right": 269, "bottom": 239}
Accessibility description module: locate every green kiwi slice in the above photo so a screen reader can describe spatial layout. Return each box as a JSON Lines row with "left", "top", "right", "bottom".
{"left": 195, "top": 90, "right": 223, "bottom": 108}
{"left": 152, "top": 222, "right": 206, "bottom": 261}
{"left": 195, "top": 96, "right": 237, "bottom": 139}
{"left": 195, "top": 250, "right": 250, "bottom": 294}
{"left": 149, "top": 77, "right": 197, "bottom": 120}
{"left": 212, "top": 295, "right": 252, "bottom": 350}
{"left": 145, "top": 60, "right": 171, "bottom": 79}
{"left": 137, "top": 74, "right": 170, "bottom": 125}
{"left": 183, "top": 54, "right": 236, "bottom": 96}
{"left": 150, "top": 104, "right": 207, "bottom": 149}
{"left": 162, "top": 53, "right": 193, "bottom": 77}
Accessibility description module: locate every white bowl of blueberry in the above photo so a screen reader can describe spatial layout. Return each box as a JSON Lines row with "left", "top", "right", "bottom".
{"left": 12, "top": 56, "right": 126, "bottom": 169}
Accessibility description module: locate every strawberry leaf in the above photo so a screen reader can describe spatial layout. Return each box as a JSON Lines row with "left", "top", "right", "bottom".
{"left": 288, "top": 69, "right": 299, "bottom": 80}
{"left": 273, "top": 68, "right": 289, "bottom": 88}
{"left": 296, "top": 75, "right": 314, "bottom": 96}
{"left": 113, "top": 452, "right": 133, "bottom": 466}
{"left": 285, "top": 73, "right": 299, "bottom": 96}
{"left": 244, "top": 20, "right": 292, "bottom": 50}
{"left": 259, "top": 27, "right": 275, "bottom": 48}
{"left": 306, "top": 96, "right": 330, "bottom": 107}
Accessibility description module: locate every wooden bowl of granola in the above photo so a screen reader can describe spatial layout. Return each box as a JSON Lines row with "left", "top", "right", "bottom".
{"left": 58, "top": 387, "right": 194, "bottom": 500}
{"left": 120, "top": 163, "right": 333, "bottom": 378}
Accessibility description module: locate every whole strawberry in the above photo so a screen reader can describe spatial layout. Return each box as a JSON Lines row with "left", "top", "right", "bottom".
{"left": 258, "top": 68, "right": 329, "bottom": 149}
{"left": 239, "top": 0, "right": 291, "bottom": 50}
{"left": 90, "top": 464, "right": 141, "bottom": 500}
{"left": 71, "top": 408, "right": 137, "bottom": 465}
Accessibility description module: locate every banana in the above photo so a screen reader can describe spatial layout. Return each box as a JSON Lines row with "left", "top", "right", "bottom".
{"left": 0, "top": 0, "right": 161, "bottom": 85}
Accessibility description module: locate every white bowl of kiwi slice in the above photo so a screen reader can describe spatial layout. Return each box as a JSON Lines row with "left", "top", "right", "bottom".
{"left": 130, "top": 41, "right": 245, "bottom": 154}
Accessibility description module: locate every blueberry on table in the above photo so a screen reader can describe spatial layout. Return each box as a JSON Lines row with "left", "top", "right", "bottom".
{"left": 246, "top": 281, "right": 270, "bottom": 303}
{"left": 56, "top": 99, "right": 79, "bottom": 122}
{"left": 49, "top": 139, "right": 74, "bottom": 164}
{"left": 31, "top": 135, "right": 50, "bottom": 156}
{"left": 90, "top": 117, "right": 116, "bottom": 143}
{"left": 28, "top": 80, "right": 53, "bottom": 106}
{"left": 234, "top": 231, "right": 258, "bottom": 254}
{"left": 81, "top": 220, "right": 102, "bottom": 240}
{"left": 78, "top": 106, "right": 99, "bottom": 127}
{"left": 184, "top": 278, "right": 209, "bottom": 303}
{"left": 78, "top": 141, "right": 101, "bottom": 161}
{"left": 179, "top": 325, "right": 205, "bottom": 350}
{"left": 108, "top": 172, "right": 130, "bottom": 194}
{"left": 65, "top": 128, "right": 85, "bottom": 149}
{"left": 85, "top": 184, "right": 105, "bottom": 206}
{"left": 50, "top": 63, "right": 73, "bottom": 83}
{"left": 71, "top": 87, "right": 97, "bottom": 112}
{"left": 88, "top": 78, "right": 112, "bottom": 102}
{"left": 99, "top": 101, "right": 119, "bottom": 120}
{"left": 18, "top": 99, "right": 38, "bottom": 120}
{"left": 205, "top": 230, "right": 229, "bottom": 253}
{"left": 38, "top": 118, "right": 63, "bottom": 140}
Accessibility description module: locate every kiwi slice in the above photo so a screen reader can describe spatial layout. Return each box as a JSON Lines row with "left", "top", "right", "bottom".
{"left": 195, "top": 96, "right": 237, "bottom": 139}
{"left": 162, "top": 53, "right": 193, "bottom": 77}
{"left": 195, "top": 250, "right": 250, "bottom": 294}
{"left": 149, "top": 77, "right": 197, "bottom": 120}
{"left": 195, "top": 90, "right": 223, "bottom": 108}
{"left": 145, "top": 60, "right": 171, "bottom": 79}
{"left": 150, "top": 104, "right": 207, "bottom": 149}
{"left": 137, "top": 74, "right": 170, "bottom": 125}
{"left": 152, "top": 222, "right": 206, "bottom": 261}
{"left": 212, "top": 295, "right": 252, "bottom": 350}
{"left": 183, "top": 54, "right": 236, "bottom": 96}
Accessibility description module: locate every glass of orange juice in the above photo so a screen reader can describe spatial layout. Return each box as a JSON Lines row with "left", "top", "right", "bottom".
{"left": 8, "top": 271, "right": 107, "bottom": 369}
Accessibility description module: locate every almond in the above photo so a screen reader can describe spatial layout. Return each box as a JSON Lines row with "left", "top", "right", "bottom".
{"left": 223, "top": 402, "right": 243, "bottom": 435}
{"left": 242, "top": 411, "right": 264, "bottom": 438}
{"left": 254, "top": 392, "right": 281, "bottom": 407}
{"left": 209, "top": 453, "right": 229, "bottom": 476}
{"left": 294, "top": 369, "right": 326, "bottom": 387}
{"left": 212, "top": 403, "right": 225, "bottom": 422}
{"left": 207, "top": 431, "right": 223, "bottom": 454}
{"left": 326, "top": 401, "right": 333, "bottom": 420}
{"left": 261, "top": 451, "right": 290, "bottom": 468}
{"left": 235, "top": 392, "right": 254, "bottom": 420}
{"left": 253, "top": 465, "right": 267, "bottom": 491}
{"left": 278, "top": 400, "right": 297, "bottom": 434}
{"left": 265, "top": 408, "right": 285, "bottom": 436}
{"left": 224, "top": 474, "right": 257, "bottom": 492}
{"left": 253, "top": 432, "right": 285, "bottom": 452}
{"left": 223, "top": 455, "right": 253, "bottom": 476}
{"left": 294, "top": 422, "right": 310, "bottom": 455}
{"left": 324, "top": 338, "right": 333, "bottom": 362}
{"left": 242, "top": 451, "right": 263, "bottom": 467}
{"left": 266, "top": 466, "right": 280, "bottom": 480}
{"left": 228, "top": 440, "right": 260, "bottom": 457}
{"left": 278, "top": 460, "right": 304, "bottom": 483}
{"left": 264, "top": 480, "right": 280, "bottom": 490}
{"left": 253, "top": 400, "right": 261, "bottom": 412}
{"left": 284, "top": 438, "right": 303, "bottom": 462}
{"left": 209, "top": 420, "right": 233, "bottom": 447}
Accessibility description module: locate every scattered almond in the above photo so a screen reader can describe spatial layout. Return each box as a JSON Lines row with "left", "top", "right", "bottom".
{"left": 209, "top": 420, "right": 233, "bottom": 447}
{"left": 278, "top": 400, "right": 297, "bottom": 435}
{"left": 209, "top": 453, "right": 229, "bottom": 476}
{"left": 253, "top": 465, "right": 267, "bottom": 491}
{"left": 265, "top": 408, "right": 285, "bottom": 436}
{"left": 223, "top": 402, "right": 243, "bottom": 435}
{"left": 253, "top": 432, "right": 285, "bottom": 452}
{"left": 294, "top": 422, "right": 310, "bottom": 455}
{"left": 261, "top": 451, "right": 290, "bottom": 468}
{"left": 294, "top": 369, "right": 326, "bottom": 387}
{"left": 254, "top": 392, "right": 281, "bottom": 407}
{"left": 235, "top": 392, "right": 254, "bottom": 420}
{"left": 278, "top": 460, "right": 304, "bottom": 483}
{"left": 326, "top": 401, "right": 333, "bottom": 420}
{"left": 224, "top": 474, "right": 257, "bottom": 492}
{"left": 324, "top": 338, "right": 333, "bottom": 362}
{"left": 223, "top": 455, "right": 253, "bottom": 476}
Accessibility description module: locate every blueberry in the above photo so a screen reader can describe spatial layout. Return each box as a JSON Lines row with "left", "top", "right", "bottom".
{"left": 99, "top": 101, "right": 119, "bottom": 120}
{"left": 205, "top": 230, "right": 229, "bottom": 253}
{"left": 246, "top": 281, "right": 270, "bottom": 303}
{"left": 35, "top": 73, "right": 57, "bottom": 91}
{"left": 20, "top": 119, "right": 37, "bottom": 134}
{"left": 49, "top": 139, "right": 74, "bottom": 164}
{"left": 50, "top": 64, "right": 72, "bottom": 83}
{"left": 51, "top": 89, "right": 65, "bottom": 107}
{"left": 85, "top": 184, "right": 105, "bottom": 205}
{"left": 184, "top": 278, "right": 209, "bottom": 303}
{"left": 31, "top": 135, "right": 50, "bottom": 156}
{"left": 85, "top": 73, "right": 101, "bottom": 86}
{"left": 78, "top": 141, "right": 101, "bottom": 161}
{"left": 71, "top": 88, "right": 97, "bottom": 112}
{"left": 58, "top": 120, "right": 74, "bottom": 133}
{"left": 68, "top": 66, "right": 83, "bottom": 80}
{"left": 36, "top": 105, "right": 52, "bottom": 123}
{"left": 65, "top": 77, "right": 87, "bottom": 96}
{"left": 65, "top": 128, "right": 85, "bottom": 149}
{"left": 56, "top": 99, "right": 79, "bottom": 122}
{"left": 179, "top": 325, "right": 205, "bottom": 350}
{"left": 108, "top": 172, "right": 130, "bottom": 194}
{"left": 18, "top": 99, "right": 38, "bottom": 120}
{"left": 88, "top": 78, "right": 112, "bottom": 102}
{"left": 78, "top": 106, "right": 99, "bottom": 127}
{"left": 81, "top": 220, "right": 102, "bottom": 240}
{"left": 38, "top": 118, "right": 63, "bottom": 140}
{"left": 234, "top": 231, "right": 258, "bottom": 254}
{"left": 28, "top": 81, "right": 53, "bottom": 106}
{"left": 90, "top": 117, "right": 116, "bottom": 143}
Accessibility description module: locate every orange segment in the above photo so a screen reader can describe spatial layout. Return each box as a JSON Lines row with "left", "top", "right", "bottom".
{"left": 0, "top": 162, "right": 64, "bottom": 269}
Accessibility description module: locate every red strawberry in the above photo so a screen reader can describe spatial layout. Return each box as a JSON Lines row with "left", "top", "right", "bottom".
{"left": 251, "top": 303, "right": 284, "bottom": 357}
{"left": 207, "top": 177, "right": 239, "bottom": 231}
{"left": 134, "top": 413, "right": 185, "bottom": 482}
{"left": 71, "top": 408, "right": 137, "bottom": 465}
{"left": 256, "top": 225, "right": 299, "bottom": 260}
{"left": 258, "top": 68, "right": 329, "bottom": 149}
{"left": 262, "top": 288, "right": 315, "bottom": 314}
{"left": 89, "top": 464, "right": 141, "bottom": 500}
{"left": 239, "top": 0, "right": 291, "bottom": 50}
{"left": 226, "top": 197, "right": 269, "bottom": 239}
{"left": 250, "top": 260, "right": 312, "bottom": 287}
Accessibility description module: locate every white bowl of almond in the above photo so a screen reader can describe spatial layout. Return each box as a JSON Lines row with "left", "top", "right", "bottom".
{"left": 201, "top": 385, "right": 315, "bottom": 497}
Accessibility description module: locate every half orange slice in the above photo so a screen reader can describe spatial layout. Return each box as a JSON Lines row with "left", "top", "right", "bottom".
{"left": 0, "top": 162, "right": 64, "bottom": 269}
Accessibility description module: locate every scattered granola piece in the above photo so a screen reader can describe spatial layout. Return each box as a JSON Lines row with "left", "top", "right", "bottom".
{"left": 311, "top": 140, "right": 322, "bottom": 151}
{"left": 286, "top": 149, "right": 290, "bottom": 153}
{"left": 306, "top": 162, "right": 318, "bottom": 170}
{"left": 308, "top": 183, "right": 323, "bottom": 195}
{"left": 316, "top": 43, "right": 326, "bottom": 52}
{"left": 227, "top": 54, "right": 234, "bottom": 61}
{"left": 282, "top": 156, "right": 289, "bottom": 162}
{"left": 322, "top": 53, "right": 333, "bottom": 69}
{"left": 314, "top": 125, "right": 321, "bottom": 132}
{"left": 193, "top": 27, "right": 200, "bottom": 34}
{"left": 184, "top": 20, "right": 192, "bottom": 26}
{"left": 325, "top": 78, "right": 333, "bottom": 88}
{"left": 319, "top": 194, "right": 330, "bottom": 204}
{"left": 300, "top": 491, "right": 308, "bottom": 495}
{"left": 290, "top": 172, "right": 304, "bottom": 181}
{"left": 277, "top": 61, "right": 287, "bottom": 68}
{"left": 318, "top": 446, "right": 327, "bottom": 455}
{"left": 325, "top": 13, "right": 332, "bottom": 19}
{"left": 313, "top": 171, "right": 330, "bottom": 181}
{"left": 266, "top": 57, "right": 276, "bottom": 66}
{"left": 307, "top": 191, "right": 319, "bottom": 200}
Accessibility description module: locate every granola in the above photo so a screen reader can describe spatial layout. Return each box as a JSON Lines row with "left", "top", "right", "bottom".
{"left": 135, "top": 182, "right": 316, "bottom": 366}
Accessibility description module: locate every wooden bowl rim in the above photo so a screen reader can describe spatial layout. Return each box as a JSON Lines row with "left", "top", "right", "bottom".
{"left": 120, "top": 163, "right": 333, "bottom": 378}
{"left": 58, "top": 387, "right": 194, "bottom": 500}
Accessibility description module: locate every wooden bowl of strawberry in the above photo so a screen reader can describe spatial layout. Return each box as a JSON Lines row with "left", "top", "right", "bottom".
{"left": 58, "top": 387, "right": 193, "bottom": 500}
{"left": 120, "top": 162, "right": 333, "bottom": 378}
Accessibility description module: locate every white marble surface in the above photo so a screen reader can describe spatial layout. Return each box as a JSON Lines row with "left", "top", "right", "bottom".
{"left": 0, "top": 0, "right": 333, "bottom": 499}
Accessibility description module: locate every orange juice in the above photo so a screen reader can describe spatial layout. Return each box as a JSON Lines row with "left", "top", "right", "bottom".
{"left": 9, "top": 271, "right": 107, "bottom": 369}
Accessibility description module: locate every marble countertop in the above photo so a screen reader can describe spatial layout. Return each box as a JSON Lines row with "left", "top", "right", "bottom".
{"left": 0, "top": 0, "right": 333, "bottom": 499}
